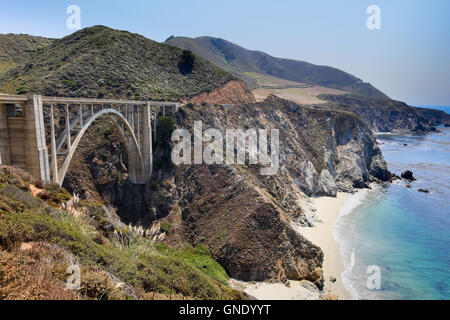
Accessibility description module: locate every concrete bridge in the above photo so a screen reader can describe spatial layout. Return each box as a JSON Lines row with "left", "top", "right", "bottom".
{"left": 0, "top": 94, "right": 180, "bottom": 186}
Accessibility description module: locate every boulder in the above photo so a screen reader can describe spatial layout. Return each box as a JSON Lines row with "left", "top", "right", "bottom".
{"left": 401, "top": 170, "right": 416, "bottom": 181}
{"left": 418, "top": 189, "right": 430, "bottom": 194}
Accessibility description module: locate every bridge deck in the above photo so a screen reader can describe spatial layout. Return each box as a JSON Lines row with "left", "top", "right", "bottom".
{"left": 0, "top": 94, "right": 181, "bottom": 107}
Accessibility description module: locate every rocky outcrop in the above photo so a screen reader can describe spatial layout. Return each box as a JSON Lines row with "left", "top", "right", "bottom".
{"left": 165, "top": 95, "right": 389, "bottom": 284}
{"left": 176, "top": 165, "right": 324, "bottom": 287}
{"left": 401, "top": 170, "right": 416, "bottom": 181}
{"left": 320, "top": 94, "right": 450, "bottom": 133}
{"left": 189, "top": 80, "right": 256, "bottom": 105}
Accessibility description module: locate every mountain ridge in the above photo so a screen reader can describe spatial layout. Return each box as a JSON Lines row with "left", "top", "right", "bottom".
{"left": 0, "top": 26, "right": 248, "bottom": 102}
{"left": 166, "top": 35, "right": 450, "bottom": 131}
{"left": 166, "top": 36, "right": 389, "bottom": 99}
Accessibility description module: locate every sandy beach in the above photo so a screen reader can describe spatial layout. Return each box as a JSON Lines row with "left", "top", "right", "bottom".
{"left": 230, "top": 192, "right": 353, "bottom": 300}
{"left": 299, "top": 192, "right": 352, "bottom": 300}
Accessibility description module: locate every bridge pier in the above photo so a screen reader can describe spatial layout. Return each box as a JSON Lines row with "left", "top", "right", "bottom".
{"left": 50, "top": 104, "right": 59, "bottom": 185}
{"left": 28, "top": 95, "right": 51, "bottom": 183}
{"left": 143, "top": 102, "right": 153, "bottom": 182}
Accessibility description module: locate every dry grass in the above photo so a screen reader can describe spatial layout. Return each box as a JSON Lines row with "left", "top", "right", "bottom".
{"left": 78, "top": 266, "right": 126, "bottom": 300}
{"left": 253, "top": 86, "right": 347, "bottom": 105}
{"left": 141, "top": 291, "right": 196, "bottom": 300}
{"left": 0, "top": 166, "right": 33, "bottom": 190}
{"left": 0, "top": 243, "right": 78, "bottom": 300}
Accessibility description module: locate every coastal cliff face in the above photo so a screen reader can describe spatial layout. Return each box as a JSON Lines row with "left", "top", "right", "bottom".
{"left": 60, "top": 95, "right": 389, "bottom": 287}
{"left": 144, "top": 95, "right": 389, "bottom": 285}
{"left": 174, "top": 165, "right": 324, "bottom": 285}
{"left": 321, "top": 94, "right": 450, "bottom": 133}
{"left": 175, "top": 95, "right": 388, "bottom": 197}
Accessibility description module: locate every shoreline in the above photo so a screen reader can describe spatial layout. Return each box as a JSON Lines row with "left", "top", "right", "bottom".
{"left": 299, "top": 192, "right": 352, "bottom": 300}
{"left": 230, "top": 192, "right": 356, "bottom": 300}
{"left": 230, "top": 187, "right": 381, "bottom": 300}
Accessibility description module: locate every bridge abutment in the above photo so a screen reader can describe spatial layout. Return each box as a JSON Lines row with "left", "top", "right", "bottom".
{"left": 0, "top": 94, "right": 50, "bottom": 183}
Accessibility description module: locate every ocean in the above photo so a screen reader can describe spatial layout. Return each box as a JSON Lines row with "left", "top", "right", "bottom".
{"left": 335, "top": 107, "right": 450, "bottom": 300}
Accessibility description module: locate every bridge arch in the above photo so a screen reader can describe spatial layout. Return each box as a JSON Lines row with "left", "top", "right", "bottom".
{"left": 58, "top": 108, "right": 145, "bottom": 186}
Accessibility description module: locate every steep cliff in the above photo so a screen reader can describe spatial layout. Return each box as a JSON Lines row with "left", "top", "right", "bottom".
{"left": 136, "top": 95, "right": 389, "bottom": 285}
{"left": 320, "top": 94, "right": 450, "bottom": 133}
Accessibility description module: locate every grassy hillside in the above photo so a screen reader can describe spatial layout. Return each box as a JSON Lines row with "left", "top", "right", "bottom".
{"left": 0, "top": 166, "right": 242, "bottom": 300}
{"left": 0, "top": 26, "right": 236, "bottom": 101}
{"left": 166, "top": 36, "right": 388, "bottom": 99}
{"left": 0, "top": 34, "right": 54, "bottom": 73}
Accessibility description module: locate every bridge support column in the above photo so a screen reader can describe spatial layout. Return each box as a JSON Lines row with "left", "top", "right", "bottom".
{"left": 153, "top": 106, "right": 157, "bottom": 142}
{"left": 142, "top": 103, "right": 153, "bottom": 182}
{"left": 0, "top": 103, "right": 10, "bottom": 166}
{"left": 50, "top": 104, "right": 59, "bottom": 185}
{"left": 24, "top": 95, "right": 51, "bottom": 183}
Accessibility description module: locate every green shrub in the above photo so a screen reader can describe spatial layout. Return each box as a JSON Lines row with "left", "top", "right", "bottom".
{"left": 178, "top": 50, "right": 195, "bottom": 75}
{"left": 160, "top": 221, "right": 171, "bottom": 234}
{"left": 150, "top": 181, "right": 159, "bottom": 191}
{"left": 43, "top": 183, "right": 71, "bottom": 207}
{"left": 16, "top": 86, "right": 28, "bottom": 94}
{"left": 158, "top": 244, "right": 229, "bottom": 286}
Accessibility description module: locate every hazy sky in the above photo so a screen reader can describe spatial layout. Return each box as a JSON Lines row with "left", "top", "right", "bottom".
{"left": 1, "top": 0, "right": 449, "bottom": 106}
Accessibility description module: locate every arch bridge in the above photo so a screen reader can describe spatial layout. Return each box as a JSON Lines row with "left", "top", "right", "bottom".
{"left": 0, "top": 94, "right": 180, "bottom": 186}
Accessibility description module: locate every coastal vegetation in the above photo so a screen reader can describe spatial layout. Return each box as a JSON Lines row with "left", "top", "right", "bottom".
{"left": 0, "top": 26, "right": 236, "bottom": 101}
{"left": 0, "top": 34, "right": 53, "bottom": 73}
{"left": 0, "top": 166, "right": 241, "bottom": 300}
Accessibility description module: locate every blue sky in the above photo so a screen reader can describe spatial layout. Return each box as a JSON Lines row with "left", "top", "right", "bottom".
{"left": 1, "top": 0, "right": 449, "bottom": 106}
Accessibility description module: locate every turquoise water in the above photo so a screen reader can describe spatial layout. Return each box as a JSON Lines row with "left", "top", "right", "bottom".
{"left": 336, "top": 122, "right": 450, "bottom": 300}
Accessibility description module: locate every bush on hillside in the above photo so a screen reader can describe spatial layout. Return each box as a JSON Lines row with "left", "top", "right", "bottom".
{"left": 178, "top": 50, "right": 195, "bottom": 75}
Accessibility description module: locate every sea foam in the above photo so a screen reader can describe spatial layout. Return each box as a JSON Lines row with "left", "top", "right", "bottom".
{"left": 334, "top": 185, "right": 382, "bottom": 300}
